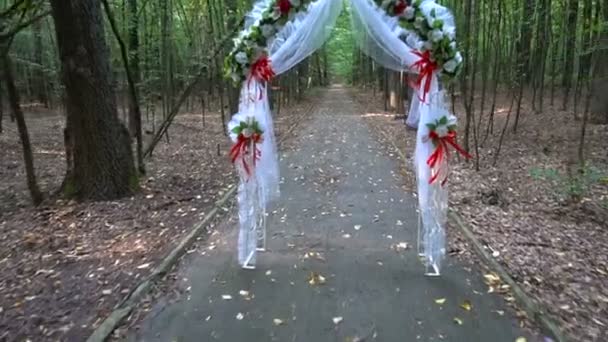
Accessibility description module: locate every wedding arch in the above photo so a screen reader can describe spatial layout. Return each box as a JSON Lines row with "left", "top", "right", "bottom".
{"left": 223, "top": 0, "right": 468, "bottom": 276}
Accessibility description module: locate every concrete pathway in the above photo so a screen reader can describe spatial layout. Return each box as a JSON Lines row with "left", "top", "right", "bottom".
{"left": 135, "top": 86, "right": 530, "bottom": 342}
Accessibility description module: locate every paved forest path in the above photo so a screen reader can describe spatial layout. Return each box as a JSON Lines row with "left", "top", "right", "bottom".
{"left": 135, "top": 86, "right": 530, "bottom": 342}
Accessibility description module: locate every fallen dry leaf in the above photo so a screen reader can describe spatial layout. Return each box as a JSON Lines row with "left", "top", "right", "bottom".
{"left": 236, "top": 312, "right": 244, "bottom": 320}
{"left": 308, "top": 272, "right": 327, "bottom": 285}
{"left": 333, "top": 316, "right": 343, "bottom": 325}
{"left": 515, "top": 338, "right": 527, "bottom": 342}
{"left": 435, "top": 298, "right": 446, "bottom": 305}
{"left": 460, "top": 300, "right": 472, "bottom": 311}
{"left": 453, "top": 317, "right": 463, "bottom": 325}
{"left": 273, "top": 318, "right": 284, "bottom": 326}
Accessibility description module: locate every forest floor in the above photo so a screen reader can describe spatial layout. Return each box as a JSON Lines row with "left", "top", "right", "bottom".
{"left": 0, "top": 95, "right": 315, "bottom": 341}
{"left": 356, "top": 88, "right": 608, "bottom": 342}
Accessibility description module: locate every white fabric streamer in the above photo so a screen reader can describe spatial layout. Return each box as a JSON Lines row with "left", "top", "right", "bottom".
{"left": 349, "top": 0, "right": 460, "bottom": 275}
{"left": 414, "top": 78, "right": 449, "bottom": 275}
{"left": 349, "top": 0, "right": 420, "bottom": 71}
{"left": 232, "top": 0, "right": 342, "bottom": 269}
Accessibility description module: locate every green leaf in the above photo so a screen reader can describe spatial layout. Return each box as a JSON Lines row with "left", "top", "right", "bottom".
{"left": 439, "top": 116, "right": 448, "bottom": 125}
{"left": 433, "top": 19, "right": 444, "bottom": 29}
{"left": 426, "top": 123, "right": 436, "bottom": 131}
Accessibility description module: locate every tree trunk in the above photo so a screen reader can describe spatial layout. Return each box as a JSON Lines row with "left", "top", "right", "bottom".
{"left": 103, "top": 0, "right": 145, "bottom": 175}
{"left": 32, "top": 20, "right": 48, "bottom": 107}
{"left": 461, "top": 0, "right": 473, "bottom": 152}
{"left": 561, "top": 0, "right": 579, "bottom": 109}
{"left": 127, "top": 0, "right": 140, "bottom": 136}
{"left": 0, "top": 78, "right": 3, "bottom": 133}
{"left": 589, "top": 0, "right": 608, "bottom": 123}
{"left": 50, "top": 0, "right": 136, "bottom": 200}
{"left": 518, "top": 0, "right": 535, "bottom": 84}
{"left": 2, "top": 55, "right": 43, "bottom": 205}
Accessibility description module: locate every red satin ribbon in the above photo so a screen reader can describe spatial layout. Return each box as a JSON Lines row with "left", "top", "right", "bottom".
{"left": 230, "top": 133, "right": 262, "bottom": 178}
{"left": 248, "top": 55, "right": 275, "bottom": 100}
{"left": 426, "top": 130, "right": 471, "bottom": 186}
{"left": 411, "top": 50, "right": 437, "bottom": 103}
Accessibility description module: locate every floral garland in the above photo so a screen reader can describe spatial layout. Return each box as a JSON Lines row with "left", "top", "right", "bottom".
{"left": 224, "top": 0, "right": 313, "bottom": 85}
{"left": 424, "top": 115, "right": 471, "bottom": 186}
{"left": 229, "top": 115, "right": 264, "bottom": 178}
{"left": 376, "top": 0, "right": 463, "bottom": 79}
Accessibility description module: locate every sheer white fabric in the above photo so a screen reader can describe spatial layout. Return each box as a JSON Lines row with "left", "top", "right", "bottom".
{"left": 414, "top": 80, "right": 449, "bottom": 274}
{"left": 349, "top": 0, "right": 420, "bottom": 71}
{"left": 233, "top": 0, "right": 342, "bottom": 268}
{"left": 349, "top": 0, "right": 460, "bottom": 275}
{"left": 270, "top": 0, "right": 342, "bottom": 73}
{"left": 244, "top": 0, "right": 275, "bottom": 30}
{"left": 406, "top": 94, "right": 420, "bottom": 128}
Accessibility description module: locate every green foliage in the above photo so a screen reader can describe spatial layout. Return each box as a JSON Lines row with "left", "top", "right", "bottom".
{"left": 325, "top": 3, "right": 355, "bottom": 83}
{"left": 231, "top": 117, "right": 264, "bottom": 135}
{"left": 530, "top": 164, "right": 605, "bottom": 202}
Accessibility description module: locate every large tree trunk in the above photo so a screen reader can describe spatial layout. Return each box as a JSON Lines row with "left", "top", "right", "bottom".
{"left": 50, "top": 0, "right": 136, "bottom": 200}
{"left": 2, "top": 55, "right": 43, "bottom": 205}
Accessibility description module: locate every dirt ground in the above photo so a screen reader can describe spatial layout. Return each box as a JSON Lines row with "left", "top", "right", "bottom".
{"left": 0, "top": 95, "right": 314, "bottom": 341}
{"left": 355, "top": 87, "right": 608, "bottom": 342}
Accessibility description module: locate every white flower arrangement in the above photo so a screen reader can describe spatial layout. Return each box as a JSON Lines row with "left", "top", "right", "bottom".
{"left": 374, "top": 0, "right": 463, "bottom": 79}
{"left": 224, "top": 0, "right": 313, "bottom": 84}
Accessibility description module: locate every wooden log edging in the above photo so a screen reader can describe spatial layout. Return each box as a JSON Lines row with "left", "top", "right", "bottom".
{"left": 449, "top": 212, "right": 566, "bottom": 342}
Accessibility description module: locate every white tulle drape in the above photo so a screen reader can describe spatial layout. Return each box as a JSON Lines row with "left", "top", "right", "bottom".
{"left": 233, "top": 0, "right": 342, "bottom": 268}
{"left": 350, "top": 0, "right": 458, "bottom": 275}
{"left": 349, "top": 0, "right": 419, "bottom": 71}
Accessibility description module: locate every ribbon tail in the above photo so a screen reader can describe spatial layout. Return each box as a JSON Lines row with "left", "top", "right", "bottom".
{"left": 445, "top": 137, "right": 472, "bottom": 159}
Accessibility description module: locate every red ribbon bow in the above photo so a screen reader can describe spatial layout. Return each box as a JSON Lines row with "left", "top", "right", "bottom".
{"left": 394, "top": 0, "right": 407, "bottom": 15}
{"left": 248, "top": 55, "right": 275, "bottom": 100}
{"left": 426, "top": 130, "right": 471, "bottom": 186}
{"left": 230, "top": 133, "right": 263, "bottom": 179}
{"left": 278, "top": 0, "right": 291, "bottom": 15}
{"left": 410, "top": 50, "right": 437, "bottom": 103}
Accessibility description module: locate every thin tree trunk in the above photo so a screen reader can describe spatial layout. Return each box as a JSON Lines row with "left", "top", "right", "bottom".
{"left": 538, "top": 0, "right": 552, "bottom": 112}
{"left": 562, "top": 0, "right": 579, "bottom": 110}
{"left": 493, "top": 89, "right": 516, "bottom": 166}
{"left": 32, "top": 20, "right": 47, "bottom": 107}
{"left": 103, "top": 0, "right": 145, "bottom": 175}
{"left": 0, "top": 79, "right": 3, "bottom": 133}
{"left": 2, "top": 54, "right": 43, "bottom": 205}
{"left": 461, "top": 0, "right": 473, "bottom": 152}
